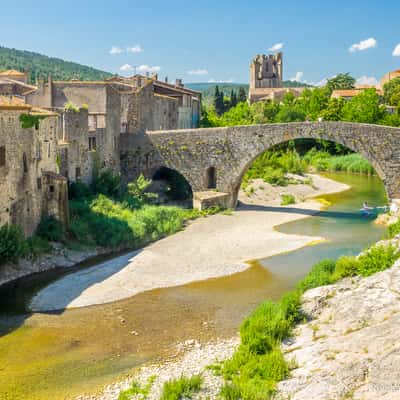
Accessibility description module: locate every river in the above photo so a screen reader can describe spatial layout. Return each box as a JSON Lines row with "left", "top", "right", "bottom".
{"left": 0, "top": 173, "right": 387, "bottom": 400}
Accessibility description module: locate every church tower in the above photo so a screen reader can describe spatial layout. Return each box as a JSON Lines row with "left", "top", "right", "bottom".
{"left": 250, "top": 52, "right": 283, "bottom": 89}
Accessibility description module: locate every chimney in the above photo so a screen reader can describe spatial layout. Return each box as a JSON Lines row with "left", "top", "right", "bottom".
{"left": 175, "top": 79, "right": 183, "bottom": 87}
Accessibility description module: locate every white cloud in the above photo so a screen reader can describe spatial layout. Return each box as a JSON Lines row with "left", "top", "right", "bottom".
{"left": 187, "top": 69, "right": 208, "bottom": 76}
{"left": 269, "top": 43, "right": 284, "bottom": 52}
{"left": 137, "top": 65, "right": 161, "bottom": 73}
{"left": 290, "top": 71, "right": 304, "bottom": 82}
{"left": 208, "top": 78, "right": 234, "bottom": 83}
{"left": 110, "top": 46, "right": 124, "bottom": 54}
{"left": 393, "top": 43, "right": 400, "bottom": 56}
{"left": 120, "top": 64, "right": 134, "bottom": 72}
{"left": 356, "top": 75, "right": 378, "bottom": 85}
{"left": 349, "top": 38, "right": 377, "bottom": 52}
{"left": 126, "top": 45, "right": 144, "bottom": 53}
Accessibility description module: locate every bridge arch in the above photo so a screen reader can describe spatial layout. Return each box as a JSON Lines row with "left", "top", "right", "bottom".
{"left": 122, "top": 122, "right": 400, "bottom": 208}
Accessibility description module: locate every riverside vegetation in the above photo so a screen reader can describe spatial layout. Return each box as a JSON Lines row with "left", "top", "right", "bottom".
{"left": 0, "top": 170, "right": 222, "bottom": 267}
{"left": 210, "top": 226, "right": 400, "bottom": 400}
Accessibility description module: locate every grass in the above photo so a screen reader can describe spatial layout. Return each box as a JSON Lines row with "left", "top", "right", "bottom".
{"left": 118, "top": 376, "right": 156, "bottom": 400}
{"left": 219, "top": 238, "right": 400, "bottom": 399}
{"left": 160, "top": 375, "right": 202, "bottom": 400}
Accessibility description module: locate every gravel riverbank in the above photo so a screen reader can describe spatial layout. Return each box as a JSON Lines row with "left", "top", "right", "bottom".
{"left": 30, "top": 174, "right": 349, "bottom": 311}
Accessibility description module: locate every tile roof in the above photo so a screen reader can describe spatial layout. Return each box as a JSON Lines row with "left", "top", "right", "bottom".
{"left": 0, "top": 69, "right": 26, "bottom": 76}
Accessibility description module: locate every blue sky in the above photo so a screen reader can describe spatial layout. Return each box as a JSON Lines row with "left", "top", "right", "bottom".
{"left": 1, "top": 0, "right": 399, "bottom": 85}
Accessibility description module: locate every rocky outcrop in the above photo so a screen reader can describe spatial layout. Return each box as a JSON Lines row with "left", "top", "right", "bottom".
{"left": 275, "top": 259, "right": 400, "bottom": 400}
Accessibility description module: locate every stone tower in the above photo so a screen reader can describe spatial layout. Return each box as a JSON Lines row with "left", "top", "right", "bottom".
{"left": 250, "top": 52, "right": 283, "bottom": 89}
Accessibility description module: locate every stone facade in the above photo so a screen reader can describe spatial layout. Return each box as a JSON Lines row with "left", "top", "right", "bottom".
{"left": 27, "top": 79, "right": 121, "bottom": 172}
{"left": 250, "top": 53, "right": 283, "bottom": 89}
{"left": 121, "top": 122, "right": 400, "bottom": 208}
{"left": 0, "top": 104, "right": 68, "bottom": 236}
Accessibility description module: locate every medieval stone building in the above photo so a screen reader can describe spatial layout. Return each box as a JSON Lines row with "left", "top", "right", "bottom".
{"left": 0, "top": 98, "right": 68, "bottom": 236}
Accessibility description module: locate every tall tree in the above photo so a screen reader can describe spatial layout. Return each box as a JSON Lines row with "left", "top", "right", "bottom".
{"left": 230, "top": 90, "right": 238, "bottom": 108}
{"left": 214, "top": 86, "right": 225, "bottom": 115}
{"left": 326, "top": 73, "right": 356, "bottom": 92}
{"left": 342, "top": 89, "right": 384, "bottom": 124}
{"left": 238, "top": 87, "right": 247, "bottom": 103}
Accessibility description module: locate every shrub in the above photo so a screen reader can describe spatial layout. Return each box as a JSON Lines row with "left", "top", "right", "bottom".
{"left": 36, "top": 216, "right": 65, "bottom": 242}
{"left": 160, "top": 375, "right": 202, "bottom": 400}
{"left": 357, "top": 244, "right": 399, "bottom": 277}
{"left": 281, "top": 194, "right": 296, "bottom": 205}
{"left": 64, "top": 101, "right": 80, "bottom": 113}
{"left": 69, "top": 181, "right": 93, "bottom": 199}
{"left": 91, "top": 169, "right": 122, "bottom": 197}
{"left": 332, "top": 255, "right": 360, "bottom": 280}
{"left": 388, "top": 219, "right": 400, "bottom": 238}
{"left": 118, "top": 376, "right": 155, "bottom": 400}
{"left": 0, "top": 224, "right": 27, "bottom": 264}
{"left": 25, "top": 236, "right": 52, "bottom": 259}
{"left": 297, "top": 259, "right": 336, "bottom": 292}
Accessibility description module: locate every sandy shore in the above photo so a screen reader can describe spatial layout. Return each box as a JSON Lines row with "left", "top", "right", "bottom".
{"left": 29, "top": 174, "right": 348, "bottom": 312}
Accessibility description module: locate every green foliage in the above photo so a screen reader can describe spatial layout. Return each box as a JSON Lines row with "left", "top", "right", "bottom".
{"left": 64, "top": 101, "right": 80, "bottom": 113}
{"left": 69, "top": 181, "right": 93, "bottom": 199}
{"left": 305, "top": 149, "right": 375, "bottom": 175}
{"left": 331, "top": 255, "right": 360, "bottom": 280}
{"left": 244, "top": 149, "right": 307, "bottom": 187}
{"left": 160, "top": 375, "right": 202, "bottom": 400}
{"left": 0, "top": 224, "right": 27, "bottom": 264}
{"left": 91, "top": 169, "right": 123, "bottom": 197}
{"left": 19, "top": 113, "right": 46, "bottom": 129}
{"left": 297, "top": 259, "right": 336, "bottom": 292}
{"left": 0, "top": 46, "right": 112, "bottom": 84}
{"left": 326, "top": 73, "right": 356, "bottom": 92}
{"left": 357, "top": 244, "right": 399, "bottom": 277}
{"left": 383, "top": 77, "right": 400, "bottom": 107}
{"left": 342, "top": 89, "right": 385, "bottom": 124}
{"left": 36, "top": 216, "right": 65, "bottom": 242}
{"left": 125, "top": 174, "right": 157, "bottom": 208}
{"left": 281, "top": 194, "right": 295, "bottom": 205}
{"left": 388, "top": 219, "right": 400, "bottom": 238}
{"left": 118, "top": 376, "right": 155, "bottom": 400}
{"left": 25, "top": 236, "right": 52, "bottom": 259}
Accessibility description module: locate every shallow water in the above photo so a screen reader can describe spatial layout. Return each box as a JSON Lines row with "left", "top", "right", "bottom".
{"left": 0, "top": 173, "right": 387, "bottom": 399}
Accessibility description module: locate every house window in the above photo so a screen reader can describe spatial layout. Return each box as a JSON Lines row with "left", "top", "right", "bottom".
{"left": 89, "top": 137, "right": 97, "bottom": 151}
{"left": 0, "top": 146, "right": 5, "bottom": 167}
{"left": 88, "top": 115, "right": 97, "bottom": 132}
{"left": 75, "top": 167, "right": 81, "bottom": 179}
{"left": 37, "top": 177, "right": 42, "bottom": 190}
{"left": 49, "top": 185, "right": 55, "bottom": 193}
{"left": 23, "top": 153, "right": 28, "bottom": 173}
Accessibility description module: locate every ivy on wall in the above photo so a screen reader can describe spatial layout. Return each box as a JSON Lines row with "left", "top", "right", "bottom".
{"left": 19, "top": 114, "right": 46, "bottom": 129}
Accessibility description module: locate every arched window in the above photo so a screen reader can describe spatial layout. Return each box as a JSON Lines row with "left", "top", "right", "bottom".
{"left": 207, "top": 167, "right": 217, "bottom": 189}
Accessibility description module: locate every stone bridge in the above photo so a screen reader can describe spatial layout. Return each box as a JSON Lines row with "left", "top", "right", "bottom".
{"left": 120, "top": 122, "right": 400, "bottom": 208}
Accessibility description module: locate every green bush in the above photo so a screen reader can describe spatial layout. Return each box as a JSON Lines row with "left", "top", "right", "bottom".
{"left": 281, "top": 194, "right": 296, "bottom": 205}
{"left": 91, "top": 169, "right": 122, "bottom": 197}
{"left": 332, "top": 255, "right": 360, "bottom": 280}
{"left": 69, "top": 181, "right": 93, "bottom": 199}
{"left": 388, "top": 219, "right": 400, "bottom": 238}
{"left": 25, "top": 236, "right": 52, "bottom": 259}
{"left": 297, "top": 259, "right": 336, "bottom": 292}
{"left": 0, "top": 224, "right": 27, "bottom": 264}
{"left": 36, "top": 216, "right": 65, "bottom": 242}
{"left": 160, "top": 375, "right": 202, "bottom": 400}
{"left": 357, "top": 244, "right": 399, "bottom": 277}
{"left": 118, "top": 376, "right": 155, "bottom": 400}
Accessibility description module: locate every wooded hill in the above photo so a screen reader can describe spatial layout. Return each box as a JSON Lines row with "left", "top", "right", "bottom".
{"left": 0, "top": 46, "right": 112, "bottom": 83}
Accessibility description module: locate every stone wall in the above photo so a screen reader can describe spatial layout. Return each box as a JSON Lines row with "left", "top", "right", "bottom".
{"left": 121, "top": 122, "right": 400, "bottom": 208}
{"left": 0, "top": 109, "right": 67, "bottom": 235}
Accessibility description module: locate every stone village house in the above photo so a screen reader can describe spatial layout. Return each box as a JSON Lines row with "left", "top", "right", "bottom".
{"left": 0, "top": 71, "right": 201, "bottom": 236}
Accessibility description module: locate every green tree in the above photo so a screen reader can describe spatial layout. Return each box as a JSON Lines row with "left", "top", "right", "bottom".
{"left": 230, "top": 90, "right": 238, "bottom": 108}
{"left": 238, "top": 86, "right": 247, "bottom": 103}
{"left": 326, "top": 73, "right": 356, "bottom": 92}
{"left": 320, "top": 97, "right": 345, "bottom": 121}
{"left": 383, "top": 77, "right": 400, "bottom": 106}
{"left": 214, "top": 86, "right": 225, "bottom": 115}
{"left": 342, "top": 89, "right": 384, "bottom": 124}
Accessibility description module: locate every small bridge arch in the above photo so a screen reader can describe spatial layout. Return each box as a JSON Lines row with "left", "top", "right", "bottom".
{"left": 120, "top": 122, "right": 400, "bottom": 208}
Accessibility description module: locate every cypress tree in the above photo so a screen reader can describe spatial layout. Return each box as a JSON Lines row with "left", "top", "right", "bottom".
{"left": 238, "top": 87, "right": 247, "bottom": 103}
